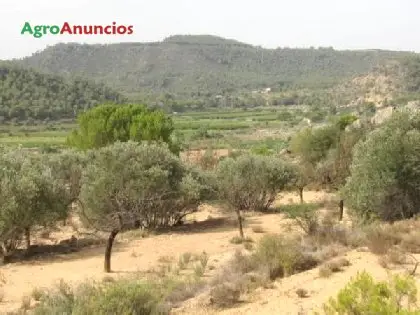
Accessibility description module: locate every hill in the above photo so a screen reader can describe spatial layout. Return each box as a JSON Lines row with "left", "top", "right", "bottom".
{"left": 17, "top": 35, "right": 413, "bottom": 99}
{"left": 0, "top": 63, "right": 126, "bottom": 123}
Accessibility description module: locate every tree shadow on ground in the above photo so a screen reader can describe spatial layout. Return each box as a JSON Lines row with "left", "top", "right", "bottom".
{"left": 1, "top": 235, "right": 130, "bottom": 265}
{"left": 153, "top": 216, "right": 260, "bottom": 236}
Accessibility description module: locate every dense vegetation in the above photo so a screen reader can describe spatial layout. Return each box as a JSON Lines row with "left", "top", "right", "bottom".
{"left": 67, "top": 104, "right": 178, "bottom": 153}
{"left": 343, "top": 110, "right": 420, "bottom": 221}
{"left": 18, "top": 35, "right": 412, "bottom": 99}
{"left": 1, "top": 102, "right": 420, "bottom": 313}
{"left": 323, "top": 272, "right": 420, "bottom": 314}
{"left": 0, "top": 63, "right": 125, "bottom": 122}
{"left": 2, "top": 36, "right": 420, "bottom": 119}
{"left": 3, "top": 34, "right": 420, "bottom": 314}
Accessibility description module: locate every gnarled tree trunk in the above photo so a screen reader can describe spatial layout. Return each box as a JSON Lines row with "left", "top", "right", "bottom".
{"left": 104, "top": 229, "right": 119, "bottom": 273}
{"left": 25, "top": 227, "right": 30, "bottom": 251}
{"left": 299, "top": 187, "right": 304, "bottom": 204}
{"left": 1, "top": 242, "right": 12, "bottom": 264}
{"left": 339, "top": 200, "right": 344, "bottom": 221}
{"left": 235, "top": 209, "right": 244, "bottom": 239}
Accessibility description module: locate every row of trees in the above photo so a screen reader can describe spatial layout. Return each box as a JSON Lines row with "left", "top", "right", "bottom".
{"left": 290, "top": 109, "right": 420, "bottom": 222}
{"left": 0, "top": 140, "right": 299, "bottom": 272}
{"left": 1, "top": 103, "right": 420, "bottom": 273}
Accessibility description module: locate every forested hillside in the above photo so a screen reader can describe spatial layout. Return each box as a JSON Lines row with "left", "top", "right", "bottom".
{"left": 18, "top": 35, "right": 413, "bottom": 98}
{"left": 0, "top": 63, "right": 126, "bottom": 122}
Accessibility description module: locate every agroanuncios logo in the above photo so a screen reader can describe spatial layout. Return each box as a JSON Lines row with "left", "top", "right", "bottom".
{"left": 21, "top": 22, "right": 134, "bottom": 38}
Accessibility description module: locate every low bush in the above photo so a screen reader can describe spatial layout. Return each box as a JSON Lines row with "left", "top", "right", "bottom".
{"left": 318, "top": 257, "right": 350, "bottom": 278}
{"left": 253, "top": 234, "right": 318, "bottom": 279}
{"left": 178, "top": 252, "right": 193, "bottom": 270}
{"left": 281, "top": 203, "right": 322, "bottom": 235}
{"left": 209, "top": 283, "right": 241, "bottom": 307}
{"left": 251, "top": 225, "right": 265, "bottom": 233}
{"left": 33, "top": 275, "right": 205, "bottom": 315}
{"left": 321, "top": 272, "right": 420, "bottom": 314}
{"left": 31, "top": 287, "right": 45, "bottom": 301}
{"left": 365, "top": 225, "right": 399, "bottom": 255}
{"left": 230, "top": 236, "right": 253, "bottom": 245}
{"left": 34, "top": 279, "right": 163, "bottom": 315}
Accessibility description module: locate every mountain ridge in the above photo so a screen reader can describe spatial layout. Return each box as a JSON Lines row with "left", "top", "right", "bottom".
{"left": 0, "top": 62, "right": 126, "bottom": 122}
{"left": 16, "top": 35, "right": 415, "bottom": 98}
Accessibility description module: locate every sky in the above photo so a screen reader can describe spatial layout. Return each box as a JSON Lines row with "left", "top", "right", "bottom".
{"left": 1, "top": 0, "right": 419, "bottom": 60}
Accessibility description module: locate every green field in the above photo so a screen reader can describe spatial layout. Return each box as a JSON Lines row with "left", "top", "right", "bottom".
{"left": 0, "top": 106, "right": 326, "bottom": 150}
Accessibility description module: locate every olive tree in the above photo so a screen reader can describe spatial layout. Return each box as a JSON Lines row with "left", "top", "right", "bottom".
{"left": 290, "top": 116, "right": 368, "bottom": 219}
{"left": 0, "top": 149, "right": 38, "bottom": 259}
{"left": 343, "top": 111, "right": 420, "bottom": 221}
{"left": 79, "top": 141, "right": 212, "bottom": 272}
{"left": 290, "top": 162, "right": 315, "bottom": 203}
{"left": 41, "top": 150, "right": 87, "bottom": 225}
{"left": 290, "top": 114, "right": 363, "bottom": 188}
{"left": 216, "top": 154, "right": 295, "bottom": 238}
{"left": 0, "top": 147, "right": 80, "bottom": 262}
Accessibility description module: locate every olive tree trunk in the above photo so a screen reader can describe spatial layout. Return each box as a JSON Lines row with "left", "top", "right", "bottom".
{"left": 298, "top": 187, "right": 304, "bottom": 204}
{"left": 339, "top": 200, "right": 344, "bottom": 221}
{"left": 104, "top": 229, "right": 119, "bottom": 273}
{"left": 235, "top": 209, "right": 244, "bottom": 238}
{"left": 1, "top": 242, "right": 12, "bottom": 264}
{"left": 25, "top": 227, "right": 31, "bottom": 251}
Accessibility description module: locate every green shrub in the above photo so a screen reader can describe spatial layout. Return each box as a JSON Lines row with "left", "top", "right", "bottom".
{"left": 343, "top": 111, "right": 420, "bottom": 221}
{"left": 250, "top": 145, "right": 273, "bottom": 156}
{"left": 34, "top": 279, "right": 166, "bottom": 315}
{"left": 281, "top": 203, "right": 321, "bottom": 235}
{"left": 217, "top": 154, "right": 296, "bottom": 237}
{"left": 253, "top": 234, "right": 317, "bottom": 279}
{"left": 178, "top": 252, "right": 193, "bottom": 270}
{"left": 31, "top": 287, "right": 45, "bottom": 301}
{"left": 322, "top": 272, "right": 420, "bottom": 315}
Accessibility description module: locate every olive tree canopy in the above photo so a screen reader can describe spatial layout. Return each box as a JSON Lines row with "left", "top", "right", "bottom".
{"left": 79, "top": 141, "right": 213, "bottom": 272}
{"left": 343, "top": 111, "right": 420, "bottom": 222}
{"left": 216, "top": 154, "right": 295, "bottom": 238}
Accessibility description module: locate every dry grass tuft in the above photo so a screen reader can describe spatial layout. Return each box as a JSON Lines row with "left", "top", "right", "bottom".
{"left": 325, "top": 257, "right": 350, "bottom": 272}
{"left": 102, "top": 275, "right": 115, "bottom": 283}
{"left": 178, "top": 252, "right": 193, "bottom": 270}
{"left": 296, "top": 288, "right": 309, "bottom": 298}
{"left": 209, "top": 283, "right": 241, "bottom": 307}
{"left": 21, "top": 295, "right": 31, "bottom": 310}
{"left": 158, "top": 255, "right": 175, "bottom": 264}
{"left": 230, "top": 236, "right": 253, "bottom": 245}
{"left": 251, "top": 225, "right": 265, "bottom": 233}
{"left": 319, "top": 265, "right": 333, "bottom": 278}
{"left": 365, "top": 225, "right": 397, "bottom": 255}
{"left": 400, "top": 231, "right": 420, "bottom": 254}
{"left": 244, "top": 242, "right": 254, "bottom": 251}
{"left": 31, "top": 287, "right": 45, "bottom": 301}
{"left": 319, "top": 257, "right": 350, "bottom": 277}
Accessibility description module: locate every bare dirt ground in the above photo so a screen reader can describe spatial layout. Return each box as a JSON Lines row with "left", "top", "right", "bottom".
{"left": 1, "top": 191, "right": 419, "bottom": 314}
